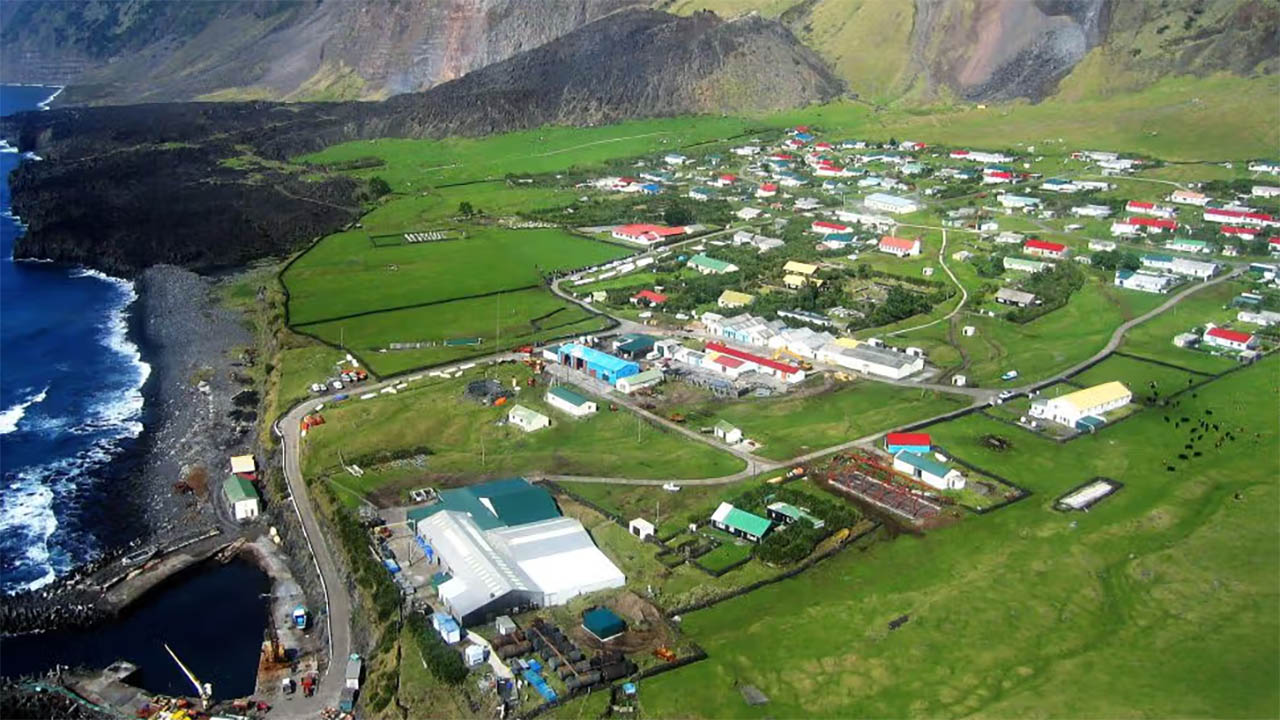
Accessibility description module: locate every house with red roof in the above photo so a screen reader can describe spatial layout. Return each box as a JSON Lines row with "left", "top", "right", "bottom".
{"left": 1204, "top": 207, "right": 1280, "bottom": 227}
{"left": 1128, "top": 216, "right": 1178, "bottom": 233}
{"left": 1024, "top": 238, "right": 1067, "bottom": 259}
{"left": 756, "top": 183, "right": 778, "bottom": 198}
{"left": 1221, "top": 226, "right": 1257, "bottom": 240}
{"left": 1125, "top": 200, "right": 1176, "bottom": 219}
{"left": 704, "top": 341, "right": 805, "bottom": 383}
{"left": 1204, "top": 326, "right": 1258, "bottom": 351}
{"left": 611, "top": 223, "right": 687, "bottom": 245}
{"left": 710, "top": 173, "right": 738, "bottom": 187}
{"left": 812, "top": 220, "right": 852, "bottom": 235}
{"left": 630, "top": 289, "right": 668, "bottom": 307}
{"left": 885, "top": 433, "right": 932, "bottom": 454}
{"left": 1270, "top": 237, "right": 1280, "bottom": 254}
{"left": 879, "top": 235, "right": 922, "bottom": 257}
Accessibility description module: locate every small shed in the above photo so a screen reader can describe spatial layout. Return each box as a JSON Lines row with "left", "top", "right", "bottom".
{"left": 713, "top": 420, "right": 743, "bottom": 445}
{"left": 629, "top": 518, "right": 656, "bottom": 541}
{"left": 951, "top": 374, "right": 967, "bottom": 387}
{"left": 432, "top": 611, "right": 462, "bottom": 644}
{"left": 508, "top": 404, "right": 551, "bottom": 432}
{"left": 464, "top": 644, "right": 487, "bottom": 667}
{"left": 495, "top": 615, "right": 518, "bottom": 636}
{"left": 223, "top": 476, "right": 260, "bottom": 521}
{"left": 962, "top": 326, "right": 976, "bottom": 336}
{"left": 583, "top": 607, "right": 627, "bottom": 642}
{"left": 229, "top": 454, "right": 257, "bottom": 478}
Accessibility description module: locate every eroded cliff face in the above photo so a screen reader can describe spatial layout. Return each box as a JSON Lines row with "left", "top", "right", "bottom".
{"left": 0, "top": 0, "right": 639, "bottom": 104}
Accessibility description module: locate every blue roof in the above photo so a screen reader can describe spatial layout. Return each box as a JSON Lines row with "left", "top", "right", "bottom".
{"left": 559, "top": 343, "right": 638, "bottom": 374}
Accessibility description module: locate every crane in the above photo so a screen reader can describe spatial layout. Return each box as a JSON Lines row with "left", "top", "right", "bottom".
{"left": 164, "top": 643, "right": 212, "bottom": 710}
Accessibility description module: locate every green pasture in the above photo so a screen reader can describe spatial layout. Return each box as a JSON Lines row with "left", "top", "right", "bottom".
{"left": 657, "top": 379, "right": 969, "bottom": 461}
{"left": 1069, "top": 353, "right": 1207, "bottom": 402}
{"left": 1118, "top": 278, "right": 1247, "bottom": 373}
{"left": 297, "top": 287, "right": 610, "bottom": 375}
{"left": 284, "top": 226, "right": 628, "bottom": 325}
{"left": 299, "top": 365, "right": 744, "bottom": 503}
{"left": 636, "top": 357, "right": 1279, "bottom": 718}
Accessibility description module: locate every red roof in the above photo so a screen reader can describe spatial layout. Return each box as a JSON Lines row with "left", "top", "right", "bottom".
{"left": 1247, "top": 212, "right": 1275, "bottom": 222}
{"left": 759, "top": 183, "right": 778, "bottom": 192}
{"left": 1207, "top": 327, "right": 1253, "bottom": 344}
{"left": 987, "top": 170, "right": 1013, "bottom": 179}
{"left": 614, "top": 223, "right": 686, "bottom": 239}
{"left": 712, "top": 355, "right": 745, "bottom": 369}
{"left": 719, "top": 174, "right": 737, "bottom": 182}
{"left": 1126, "top": 200, "right": 1154, "bottom": 210}
{"left": 1221, "top": 226, "right": 1255, "bottom": 235}
{"left": 813, "top": 221, "right": 850, "bottom": 231}
{"left": 1024, "top": 239, "right": 1066, "bottom": 253}
{"left": 886, "top": 432, "right": 931, "bottom": 447}
{"left": 1206, "top": 207, "right": 1246, "bottom": 218}
{"left": 1270, "top": 237, "right": 1280, "bottom": 245}
{"left": 880, "top": 236, "right": 919, "bottom": 251}
{"left": 1129, "top": 217, "right": 1178, "bottom": 229}
{"left": 631, "top": 289, "right": 668, "bottom": 304}
{"left": 950, "top": 150, "right": 970, "bottom": 157}
{"left": 793, "top": 125, "right": 810, "bottom": 132}
{"left": 770, "top": 153, "right": 795, "bottom": 160}
{"left": 705, "top": 342, "right": 799, "bottom": 375}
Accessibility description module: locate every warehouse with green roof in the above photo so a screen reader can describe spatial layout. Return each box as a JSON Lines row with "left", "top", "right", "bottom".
{"left": 545, "top": 385, "right": 597, "bottom": 417}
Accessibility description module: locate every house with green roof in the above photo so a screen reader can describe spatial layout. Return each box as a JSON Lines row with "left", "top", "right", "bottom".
{"left": 687, "top": 253, "right": 740, "bottom": 275}
{"left": 223, "top": 475, "right": 260, "bottom": 521}
{"left": 545, "top": 385, "right": 597, "bottom": 417}
{"left": 710, "top": 502, "right": 773, "bottom": 543}
{"left": 766, "top": 501, "right": 825, "bottom": 529}
{"left": 892, "top": 450, "right": 966, "bottom": 491}
{"left": 407, "top": 478, "right": 561, "bottom": 531}
{"left": 713, "top": 420, "right": 742, "bottom": 444}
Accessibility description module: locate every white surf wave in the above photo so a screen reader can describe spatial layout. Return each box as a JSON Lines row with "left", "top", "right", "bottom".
{"left": 0, "top": 140, "right": 16, "bottom": 154}
{"left": 0, "top": 386, "right": 49, "bottom": 435}
{"left": 70, "top": 270, "right": 150, "bottom": 438}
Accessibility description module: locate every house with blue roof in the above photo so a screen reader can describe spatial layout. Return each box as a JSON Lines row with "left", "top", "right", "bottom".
{"left": 556, "top": 342, "right": 640, "bottom": 385}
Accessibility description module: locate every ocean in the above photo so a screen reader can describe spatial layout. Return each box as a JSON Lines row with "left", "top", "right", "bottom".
{"left": 1, "top": 84, "right": 152, "bottom": 593}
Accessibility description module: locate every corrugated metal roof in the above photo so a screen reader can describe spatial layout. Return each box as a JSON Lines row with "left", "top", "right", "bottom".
{"left": 894, "top": 450, "right": 953, "bottom": 479}
{"left": 223, "top": 476, "right": 257, "bottom": 503}
{"left": 547, "top": 386, "right": 592, "bottom": 407}
{"left": 711, "top": 502, "right": 772, "bottom": 537}
{"left": 1054, "top": 381, "right": 1132, "bottom": 414}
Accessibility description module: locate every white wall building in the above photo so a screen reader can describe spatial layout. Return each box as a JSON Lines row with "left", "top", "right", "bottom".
{"left": 817, "top": 342, "right": 924, "bottom": 380}
{"left": 508, "top": 405, "right": 551, "bottom": 432}
{"left": 1029, "top": 381, "right": 1132, "bottom": 427}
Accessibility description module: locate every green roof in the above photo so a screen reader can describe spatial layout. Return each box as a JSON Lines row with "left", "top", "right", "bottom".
{"left": 223, "top": 475, "right": 258, "bottom": 503}
{"left": 582, "top": 607, "right": 626, "bottom": 640}
{"left": 767, "top": 502, "right": 824, "bottom": 528}
{"left": 547, "top": 385, "right": 592, "bottom": 407}
{"left": 714, "top": 420, "right": 739, "bottom": 434}
{"left": 895, "top": 450, "right": 953, "bottom": 479}
{"left": 406, "top": 478, "right": 560, "bottom": 530}
{"left": 625, "top": 368, "right": 664, "bottom": 385}
{"left": 1143, "top": 253, "right": 1174, "bottom": 262}
{"left": 717, "top": 505, "right": 773, "bottom": 537}
{"left": 688, "top": 254, "right": 736, "bottom": 273}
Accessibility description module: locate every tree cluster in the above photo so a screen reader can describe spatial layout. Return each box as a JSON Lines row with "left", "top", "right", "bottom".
{"left": 1004, "top": 260, "right": 1086, "bottom": 323}
{"left": 726, "top": 485, "right": 861, "bottom": 566}
{"left": 406, "top": 612, "right": 469, "bottom": 684}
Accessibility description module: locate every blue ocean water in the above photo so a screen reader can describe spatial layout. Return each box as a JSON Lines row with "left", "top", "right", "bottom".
{"left": 0, "top": 85, "right": 151, "bottom": 593}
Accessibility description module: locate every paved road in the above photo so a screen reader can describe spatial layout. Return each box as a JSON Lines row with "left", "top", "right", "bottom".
{"left": 271, "top": 407, "right": 354, "bottom": 718}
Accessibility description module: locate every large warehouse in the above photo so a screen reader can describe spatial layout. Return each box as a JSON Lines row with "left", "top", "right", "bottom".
{"left": 411, "top": 479, "right": 625, "bottom": 625}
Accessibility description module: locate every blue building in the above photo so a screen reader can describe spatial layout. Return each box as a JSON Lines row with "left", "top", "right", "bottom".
{"left": 884, "top": 432, "right": 932, "bottom": 455}
{"left": 557, "top": 343, "right": 640, "bottom": 385}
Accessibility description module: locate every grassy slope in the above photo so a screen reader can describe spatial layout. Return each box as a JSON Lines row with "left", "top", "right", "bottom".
{"left": 1119, "top": 279, "right": 1249, "bottom": 373}
{"left": 299, "top": 365, "right": 744, "bottom": 498}
{"left": 639, "top": 357, "right": 1279, "bottom": 718}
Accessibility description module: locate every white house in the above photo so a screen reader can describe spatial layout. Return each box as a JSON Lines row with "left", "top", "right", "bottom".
{"left": 892, "top": 451, "right": 965, "bottom": 491}
{"left": 508, "top": 404, "right": 550, "bottom": 432}
{"left": 1203, "top": 326, "right": 1258, "bottom": 351}
{"left": 713, "top": 421, "right": 743, "bottom": 445}
{"left": 999, "top": 194, "right": 1040, "bottom": 210}
{"left": 1088, "top": 239, "right": 1117, "bottom": 252}
{"left": 1238, "top": 310, "right": 1280, "bottom": 326}
{"left": 616, "top": 368, "right": 664, "bottom": 394}
{"left": 878, "top": 235, "right": 922, "bottom": 257}
{"left": 1072, "top": 205, "right": 1112, "bottom": 218}
{"left": 545, "top": 386, "right": 597, "bottom": 417}
{"left": 1114, "top": 270, "right": 1175, "bottom": 293}
{"left": 1028, "top": 381, "right": 1132, "bottom": 427}
{"left": 1251, "top": 185, "right": 1280, "bottom": 198}
{"left": 223, "top": 476, "right": 261, "bottom": 522}
{"left": 1168, "top": 189, "right": 1210, "bottom": 206}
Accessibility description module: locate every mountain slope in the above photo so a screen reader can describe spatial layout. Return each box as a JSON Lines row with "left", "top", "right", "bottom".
{"left": 0, "top": 8, "right": 839, "bottom": 275}
{"left": 663, "top": 0, "right": 1279, "bottom": 102}
{"left": 0, "top": 0, "right": 639, "bottom": 104}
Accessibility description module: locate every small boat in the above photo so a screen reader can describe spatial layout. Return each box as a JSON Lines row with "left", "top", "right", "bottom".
{"left": 123, "top": 547, "right": 156, "bottom": 566}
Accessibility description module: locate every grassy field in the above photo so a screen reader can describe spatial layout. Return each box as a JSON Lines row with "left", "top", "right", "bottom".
{"left": 635, "top": 357, "right": 1279, "bottom": 718}
{"left": 297, "top": 287, "right": 610, "bottom": 376}
{"left": 1118, "top": 279, "right": 1247, "bottom": 374}
{"left": 656, "top": 379, "right": 970, "bottom": 461}
{"left": 299, "top": 364, "right": 744, "bottom": 505}
{"left": 1069, "top": 353, "right": 1208, "bottom": 402}
{"left": 284, "top": 226, "right": 628, "bottom": 324}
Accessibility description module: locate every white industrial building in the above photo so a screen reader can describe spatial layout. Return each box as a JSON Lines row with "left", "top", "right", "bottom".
{"left": 817, "top": 342, "right": 924, "bottom": 380}
{"left": 864, "top": 192, "right": 921, "bottom": 215}
{"left": 1029, "top": 381, "right": 1132, "bottom": 428}
{"left": 415, "top": 480, "right": 625, "bottom": 626}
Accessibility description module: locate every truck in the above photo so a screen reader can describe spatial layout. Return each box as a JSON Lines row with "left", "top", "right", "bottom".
{"left": 292, "top": 605, "right": 308, "bottom": 630}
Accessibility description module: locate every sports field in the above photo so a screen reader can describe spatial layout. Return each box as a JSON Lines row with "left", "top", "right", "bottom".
{"left": 635, "top": 357, "right": 1280, "bottom": 718}
{"left": 285, "top": 226, "right": 628, "bottom": 324}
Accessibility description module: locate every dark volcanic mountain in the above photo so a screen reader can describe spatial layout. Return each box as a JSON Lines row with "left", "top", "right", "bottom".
{"left": 0, "top": 9, "right": 841, "bottom": 275}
